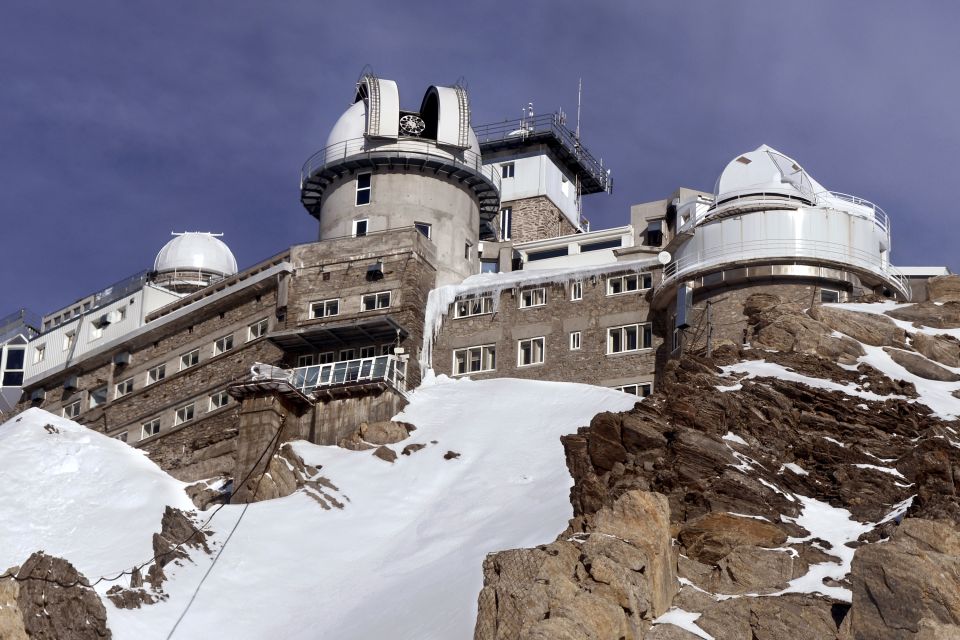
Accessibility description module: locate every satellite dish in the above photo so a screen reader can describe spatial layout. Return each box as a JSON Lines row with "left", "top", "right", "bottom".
{"left": 657, "top": 251, "right": 672, "bottom": 265}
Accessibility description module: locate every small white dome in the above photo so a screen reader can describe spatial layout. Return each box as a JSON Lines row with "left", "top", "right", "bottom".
{"left": 715, "top": 144, "right": 826, "bottom": 202}
{"left": 154, "top": 233, "right": 238, "bottom": 278}
{"left": 325, "top": 100, "right": 367, "bottom": 151}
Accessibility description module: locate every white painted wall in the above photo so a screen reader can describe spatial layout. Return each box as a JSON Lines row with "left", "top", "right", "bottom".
{"left": 492, "top": 154, "right": 580, "bottom": 227}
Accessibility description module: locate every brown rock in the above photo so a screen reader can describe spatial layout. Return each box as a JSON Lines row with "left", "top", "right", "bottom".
{"left": 338, "top": 431, "right": 375, "bottom": 451}
{"left": 712, "top": 545, "right": 797, "bottom": 594}
{"left": 912, "top": 332, "right": 960, "bottom": 368}
{"left": 360, "top": 420, "right": 412, "bottom": 445}
{"left": 926, "top": 275, "right": 960, "bottom": 303}
{"left": 886, "top": 302, "right": 960, "bottom": 329}
{"left": 678, "top": 513, "right": 788, "bottom": 564}
{"left": 808, "top": 305, "right": 906, "bottom": 347}
{"left": 883, "top": 347, "right": 960, "bottom": 382}
{"left": 586, "top": 413, "right": 627, "bottom": 473}
{"left": 373, "top": 445, "right": 397, "bottom": 463}
{"left": 184, "top": 478, "right": 228, "bottom": 510}
{"left": 444, "top": 450, "right": 461, "bottom": 460}
{"left": 401, "top": 443, "right": 426, "bottom": 456}
{"left": 751, "top": 307, "right": 864, "bottom": 364}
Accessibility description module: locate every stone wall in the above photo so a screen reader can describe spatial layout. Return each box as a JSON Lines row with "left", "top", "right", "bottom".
{"left": 502, "top": 196, "right": 578, "bottom": 244}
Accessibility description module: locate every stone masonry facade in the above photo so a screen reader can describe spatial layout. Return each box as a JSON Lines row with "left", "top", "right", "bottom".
{"left": 501, "top": 195, "right": 578, "bottom": 244}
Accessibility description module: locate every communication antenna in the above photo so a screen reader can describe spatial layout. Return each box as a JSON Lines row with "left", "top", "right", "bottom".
{"left": 575, "top": 77, "right": 582, "bottom": 153}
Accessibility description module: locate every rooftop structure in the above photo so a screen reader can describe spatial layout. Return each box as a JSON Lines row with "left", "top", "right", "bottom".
{"left": 153, "top": 232, "right": 238, "bottom": 293}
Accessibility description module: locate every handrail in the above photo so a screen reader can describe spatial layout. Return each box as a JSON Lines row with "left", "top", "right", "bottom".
{"left": 818, "top": 191, "right": 890, "bottom": 234}
{"left": 291, "top": 354, "right": 407, "bottom": 395}
{"left": 660, "top": 238, "right": 911, "bottom": 298}
{"left": 300, "top": 137, "right": 501, "bottom": 193}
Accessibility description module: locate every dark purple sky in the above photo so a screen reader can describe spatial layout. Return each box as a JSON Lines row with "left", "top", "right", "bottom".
{"left": 3, "top": 1, "right": 958, "bottom": 316}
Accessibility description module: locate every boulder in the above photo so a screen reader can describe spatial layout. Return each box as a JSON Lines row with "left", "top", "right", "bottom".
{"left": 847, "top": 518, "right": 960, "bottom": 639}
{"left": 401, "top": 443, "right": 425, "bottom": 456}
{"left": 886, "top": 302, "right": 960, "bottom": 329}
{"left": 911, "top": 332, "right": 960, "bottom": 368}
{"left": 372, "top": 445, "right": 397, "bottom": 463}
{"left": 678, "top": 513, "right": 788, "bottom": 564}
{"left": 750, "top": 307, "right": 864, "bottom": 364}
{"left": 808, "top": 305, "right": 906, "bottom": 347}
{"left": 883, "top": 347, "right": 960, "bottom": 382}
{"left": 712, "top": 545, "right": 798, "bottom": 594}
{"left": 360, "top": 421, "right": 412, "bottom": 445}
{"left": 926, "top": 275, "right": 960, "bottom": 303}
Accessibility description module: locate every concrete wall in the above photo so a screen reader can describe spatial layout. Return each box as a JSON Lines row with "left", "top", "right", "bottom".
{"left": 485, "top": 148, "right": 581, "bottom": 226}
{"left": 499, "top": 196, "right": 578, "bottom": 245}
{"left": 317, "top": 169, "right": 479, "bottom": 286}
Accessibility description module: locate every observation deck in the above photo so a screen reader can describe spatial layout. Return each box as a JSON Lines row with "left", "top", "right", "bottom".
{"left": 292, "top": 354, "right": 407, "bottom": 397}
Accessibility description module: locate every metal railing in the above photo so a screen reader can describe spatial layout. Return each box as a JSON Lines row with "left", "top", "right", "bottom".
{"left": 819, "top": 191, "right": 890, "bottom": 233}
{"left": 660, "top": 238, "right": 911, "bottom": 298}
{"left": 473, "top": 113, "right": 612, "bottom": 193}
{"left": 300, "top": 137, "right": 501, "bottom": 192}
{"left": 291, "top": 354, "right": 407, "bottom": 395}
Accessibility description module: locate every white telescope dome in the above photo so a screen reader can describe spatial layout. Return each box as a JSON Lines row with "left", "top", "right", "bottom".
{"left": 154, "top": 232, "right": 238, "bottom": 278}
{"left": 715, "top": 144, "right": 826, "bottom": 203}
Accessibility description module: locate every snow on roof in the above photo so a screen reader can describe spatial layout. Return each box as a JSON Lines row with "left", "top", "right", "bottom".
{"left": 420, "top": 258, "right": 659, "bottom": 369}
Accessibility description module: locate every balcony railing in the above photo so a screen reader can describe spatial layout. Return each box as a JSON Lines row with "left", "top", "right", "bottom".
{"left": 660, "top": 238, "right": 911, "bottom": 299}
{"left": 291, "top": 354, "right": 407, "bottom": 396}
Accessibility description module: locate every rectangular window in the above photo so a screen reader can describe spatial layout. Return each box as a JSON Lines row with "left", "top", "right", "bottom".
{"left": 355, "top": 173, "right": 371, "bottom": 206}
{"left": 115, "top": 377, "right": 134, "bottom": 398}
{"left": 62, "top": 331, "right": 76, "bottom": 352}
{"left": 571, "top": 281, "right": 583, "bottom": 301}
{"left": 361, "top": 291, "right": 391, "bottom": 311}
{"left": 581, "top": 238, "right": 622, "bottom": 252}
{"left": 213, "top": 334, "right": 234, "bottom": 356}
{"left": 518, "top": 337, "right": 545, "bottom": 367}
{"left": 464, "top": 241, "right": 472, "bottom": 260}
{"left": 380, "top": 344, "right": 393, "bottom": 355}
{"left": 452, "top": 344, "right": 496, "bottom": 375}
{"left": 248, "top": 319, "right": 268, "bottom": 341}
{"left": 615, "top": 383, "right": 653, "bottom": 397}
{"left": 352, "top": 218, "right": 369, "bottom": 237}
{"left": 141, "top": 418, "right": 161, "bottom": 439}
{"left": 359, "top": 346, "right": 377, "bottom": 358}
{"left": 114, "top": 432, "right": 128, "bottom": 443}
{"left": 519, "top": 288, "right": 546, "bottom": 309}
{"left": 501, "top": 163, "right": 515, "bottom": 179}
{"left": 499, "top": 207, "right": 512, "bottom": 240}
{"left": 454, "top": 295, "right": 494, "bottom": 319}
{"left": 63, "top": 400, "right": 81, "bottom": 419}
{"left": 2, "top": 347, "right": 24, "bottom": 386}
{"left": 297, "top": 354, "right": 315, "bottom": 368}
{"left": 146, "top": 364, "right": 166, "bottom": 385}
{"left": 607, "top": 273, "right": 653, "bottom": 295}
{"left": 820, "top": 289, "right": 840, "bottom": 304}
{"left": 33, "top": 344, "right": 46, "bottom": 364}
{"left": 180, "top": 349, "right": 200, "bottom": 371}
{"left": 310, "top": 299, "right": 340, "bottom": 319}
{"left": 415, "top": 222, "right": 432, "bottom": 239}
{"left": 319, "top": 351, "right": 335, "bottom": 364}
{"left": 89, "top": 386, "right": 108, "bottom": 409}
{"left": 209, "top": 390, "right": 230, "bottom": 410}
{"left": 480, "top": 260, "right": 499, "bottom": 274}
{"left": 527, "top": 247, "right": 568, "bottom": 262}
{"left": 174, "top": 403, "right": 195, "bottom": 426}
{"left": 89, "top": 325, "right": 103, "bottom": 342}
{"left": 570, "top": 331, "right": 581, "bottom": 350}
{"left": 338, "top": 349, "right": 356, "bottom": 361}
{"left": 607, "top": 323, "right": 654, "bottom": 354}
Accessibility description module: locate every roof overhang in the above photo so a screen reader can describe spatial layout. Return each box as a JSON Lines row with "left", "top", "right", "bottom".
{"left": 268, "top": 315, "right": 408, "bottom": 352}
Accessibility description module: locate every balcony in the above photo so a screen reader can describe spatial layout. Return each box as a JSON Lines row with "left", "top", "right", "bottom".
{"left": 292, "top": 355, "right": 407, "bottom": 396}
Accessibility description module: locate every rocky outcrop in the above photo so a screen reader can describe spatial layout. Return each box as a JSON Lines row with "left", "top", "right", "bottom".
{"left": 0, "top": 552, "right": 111, "bottom": 639}
{"left": 808, "top": 304, "right": 906, "bottom": 347}
{"left": 745, "top": 294, "right": 864, "bottom": 364}
{"left": 925, "top": 274, "right": 960, "bottom": 303}
{"left": 911, "top": 332, "right": 960, "bottom": 368}
{"left": 884, "top": 347, "right": 960, "bottom": 381}
{"left": 474, "top": 490, "right": 675, "bottom": 640}
{"left": 886, "top": 302, "right": 960, "bottom": 329}
{"left": 360, "top": 420, "right": 413, "bottom": 445}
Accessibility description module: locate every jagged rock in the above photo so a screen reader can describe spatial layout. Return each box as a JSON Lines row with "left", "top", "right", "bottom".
{"left": 444, "top": 450, "right": 461, "bottom": 460}
{"left": 911, "top": 332, "right": 960, "bottom": 368}
{"left": 847, "top": 518, "right": 960, "bottom": 639}
{"left": 146, "top": 506, "right": 210, "bottom": 589}
{"left": 747, "top": 295, "right": 864, "bottom": 364}
{"left": 698, "top": 594, "right": 841, "bottom": 640}
{"left": 926, "top": 275, "right": 960, "bottom": 303}
{"left": 678, "top": 513, "right": 787, "bottom": 564}
{"left": 808, "top": 305, "right": 906, "bottom": 347}
{"left": 360, "top": 421, "right": 412, "bottom": 445}
{"left": 373, "top": 445, "right": 397, "bottom": 463}
{"left": 886, "top": 302, "right": 960, "bottom": 329}
{"left": 184, "top": 476, "right": 230, "bottom": 510}
{"left": 712, "top": 545, "right": 800, "bottom": 594}
{"left": 105, "top": 584, "right": 156, "bottom": 609}
{"left": 883, "top": 347, "right": 960, "bottom": 381}
{"left": 401, "top": 443, "right": 425, "bottom": 456}
{"left": 0, "top": 552, "right": 111, "bottom": 640}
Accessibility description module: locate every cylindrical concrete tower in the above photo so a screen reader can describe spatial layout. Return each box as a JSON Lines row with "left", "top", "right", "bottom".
{"left": 300, "top": 73, "right": 500, "bottom": 286}
{"left": 152, "top": 232, "right": 238, "bottom": 293}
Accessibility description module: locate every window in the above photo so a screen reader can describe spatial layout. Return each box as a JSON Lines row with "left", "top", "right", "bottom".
{"left": 248, "top": 319, "right": 268, "bottom": 341}
{"left": 310, "top": 299, "right": 340, "bottom": 319}
{"left": 89, "top": 386, "right": 108, "bottom": 409}
{"left": 352, "top": 218, "right": 369, "bottom": 237}
{"left": 581, "top": 238, "right": 622, "bottom": 252}
{"left": 146, "top": 364, "right": 166, "bottom": 385}
{"left": 454, "top": 295, "right": 494, "bottom": 318}
{"left": 453, "top": 345, "right": 496, "bottom": 375}
{"left": 499, "top": 207, "right": 512, "bottom": 240}
{"left": 33, "top": 344, "right": 46, "bottom": 364}
{"left": 141, "top": 418, "right": 161, "bottom": 439}
{"left": 480, "top": 260, "right": 499, "bottom": 274}
{"left": 319, "top": 351, "right": 335, "bottom": 364}
{"left": 361, "top": 291, "right": 391, "bottom": 311}
{"left": 646, "top": 221, "right": 663, "bottom": 247}
{"left": 209, "top": 390, "right": 230, "bottom": 411}
{"left": 114, "top": 432, "right": 128, "bottom": 443}
{"left": 607, "top": 273, "right": 653, "bottom": 295}
{"left": 570, "top": 331, "right": 581, "bottom": 350}
{"left": 464, "top": 241, "right": 472, "bottom": 260}
{"left": 62, "top": 331, "right": 76, "bottom": 352}
{"left": 62, "top": 400, "right": 81, "bottom": 419}
{"left": 607, "top": 323, "right": 654, "bottom": 354}
{"left": 501, "top": 163, "right": 515, "bottom": 178}
{"left": 415, "top": 222, "right": 432, "bottom": 239}
{"left": 339, "top": 349, "right": 356, "bottom": 361}
{"left": 180, "top": 349, "right": 200, "bottom": 371}
{"left": 820, "top": 289, "right": 841, "bottom": 304}
{"left": 2, "top": 347, "right": 24, "bottom": 386}
{"left": 297, "top": 354, "right": 315, "bottom": 368}
{"left": 381, "top": 344, "right": 394, "bottom": 355}
{"left": 115, "top": 377, "right": 134, "bottom": 398}
{"left": 355, "top": 173, "right": 371, "bottom": 206}
{"left": 213, "top": 334, "right": 234, "bottom": 356}
{"left": 615, "top": 383, "right": 653, "bottom": 397}
{"left": 527, "top": 247, "right": 568, "bottom": 261}
{"left": 359, "top": 346, "right": 377, "bottom": 358}
{"left": 519, "top": 288, "right": 546, "bottom": 309}
{"left": 571, "top": 281, "right": 583, "bottom": 301}
{"left": 518, "top": 337, "right": 545, "bottom": 367}
{"left": 174, "top": 403, "right": 195, "bottom": 425}
{"left": 89, "top": 325, "right": 103, "bottom": 342}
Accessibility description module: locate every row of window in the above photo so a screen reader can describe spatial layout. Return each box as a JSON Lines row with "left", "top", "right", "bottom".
{"left": 452, "top": 322, "right": 654, "bottom": 374}
{"left": 309, "top": 291, "right": 391, "bottom": 319}
{"left": 107, "top": 390, "right": 232, "bottom": 443}
{"left": 295, "top": 344, "right": 396, "bottom": 368}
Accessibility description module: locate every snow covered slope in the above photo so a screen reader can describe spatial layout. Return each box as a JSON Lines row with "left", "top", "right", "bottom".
{"left": 0, "top": 377, "right": 636, "bottom": 639}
